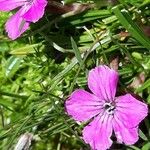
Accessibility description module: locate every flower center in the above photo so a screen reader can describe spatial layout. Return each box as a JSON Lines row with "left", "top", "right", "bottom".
{"left": 104, "top": 102, "right": 115, "bottom": 115}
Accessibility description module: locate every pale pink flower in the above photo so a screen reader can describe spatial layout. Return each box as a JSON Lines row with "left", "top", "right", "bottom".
{"left": 0, "top": 0, "right": 47, "bottom": 40}
{"left": 65, "top": 65, "right": 148, "bottom": 150}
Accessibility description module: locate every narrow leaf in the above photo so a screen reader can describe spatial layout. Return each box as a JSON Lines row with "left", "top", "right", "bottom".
{"left": 71, "top": 37, "right": 82, "bottom": 64}
{"left": 5, "top": 56, "right": 22, "bottom": 78}
{"left": 112, "top": 6, "right": 150, "bottom": 50}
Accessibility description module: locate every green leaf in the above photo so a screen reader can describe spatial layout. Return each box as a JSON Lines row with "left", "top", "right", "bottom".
{"left": 142, "top": 142, "right": 150, "bottom": 150}
{"left": 139, "top": 129, "right": 148, "bottom": 141}
{"left": 65, "top": 9, "right": 111, "bottom": 25}
{"left": 112, "top": 6, "right": 150, "bottom": 50}
{"left": 71, "top": 37, "right": 82, "bottom": 64}
{"left": 0, "top": 98, "right": 16, "bottom": 108}
{"left": 141, "top": 0, "right": 150, "bottom": 7}
{"left": 5, "top": 56, "right": 23, "bottom": 78}
{"left": 135, "top": 78, "right": 150, "bottom": 93}
{"left": 132, "top": 52, "right": 143, "bottom": 60}
{"left": 102, "top": 15, "right": 117, "bottom": 24}
{"left": 49, "top": 57, "right": 78, "bottom": 90}
{"left": 10, "top": 44, "right": 41, "bottom": 55}
{"left": 127, "top": 145, "right": 141, "bottom": 150}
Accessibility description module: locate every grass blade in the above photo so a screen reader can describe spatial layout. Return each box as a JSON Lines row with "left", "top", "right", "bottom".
{"left": 71, "top": 37, "right": 82, "bottom": 64}
{"left": 112, "top": 6, "right": 150, "bottom": 50}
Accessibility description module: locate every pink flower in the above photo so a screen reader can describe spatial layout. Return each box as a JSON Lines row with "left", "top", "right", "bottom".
{"left": 65, "top": 65, "right": 148, "bottom": 150}
{"left": 0, "top": 0, "right": 47, "bottom": 40}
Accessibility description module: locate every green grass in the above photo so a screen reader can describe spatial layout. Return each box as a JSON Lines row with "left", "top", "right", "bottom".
{"left": 0, "top": 0, "right": 150, "bottom": 149}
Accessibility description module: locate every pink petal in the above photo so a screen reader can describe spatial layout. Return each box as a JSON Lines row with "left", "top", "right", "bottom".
{"left": 5, "top": 10, "right": 30, "bottom": 40}
{"left": 113, "top": 113, "right": 139, "bottom": 145}
{"left": 115, "top": 94, "right": 148, "bottom": 128}
{"left": 0, "top": 0, "right": 24, "bottom": 11}
{"left": 22, "top": 0, "right": 47, "bottom": 22}
{"left": 88, "top": 65, "right": 119, "bottom": 101}
{"left": 65, "top": 89, "right": 104, "bottom": 122}
{"left": 83, "top": 113, "right": 113, "bottom": 150}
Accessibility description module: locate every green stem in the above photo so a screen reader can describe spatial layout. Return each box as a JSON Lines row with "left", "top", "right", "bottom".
{"left": 0, "top": 91, "right": 28, "bottom": 99}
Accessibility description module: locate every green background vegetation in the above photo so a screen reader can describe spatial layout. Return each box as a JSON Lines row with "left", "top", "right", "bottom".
{"left": 0, "top": 0, "right": 150, "bottom": 149}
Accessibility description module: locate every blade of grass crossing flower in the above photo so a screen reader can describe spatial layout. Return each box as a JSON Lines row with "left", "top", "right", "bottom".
{"left": 112, "top": 6, "right": 150, "bottom": 50}
{"left": 71, "top": 37, "right": 82, "bottom": 64}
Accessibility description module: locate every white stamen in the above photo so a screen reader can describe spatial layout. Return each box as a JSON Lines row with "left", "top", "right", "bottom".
{"left": 103, "top": 102, "right": 115, "bottom": 115}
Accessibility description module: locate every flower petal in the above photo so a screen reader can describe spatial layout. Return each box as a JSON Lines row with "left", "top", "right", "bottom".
{"left": 65, "top": 89, "right": 104, "bottom": 122}
{"left": 83, "top": 113, "right": 113, "bottom": 150}
{"left": 113, "top": 113, "right": 139, "bottom": 145}
{"left": 0, "top": 0, "right": 24, "bottom": 11}
{"left": 88, "top": 65, "right": 119, "bottom": 101}
{"left": 5, "top": 10, "right": 30, "bottom": 40}
{"left": 22, "top": 0, "right": 47, "bottom": 22}
{"left": 115, "top": 94, "right": 148, "bottom": 128}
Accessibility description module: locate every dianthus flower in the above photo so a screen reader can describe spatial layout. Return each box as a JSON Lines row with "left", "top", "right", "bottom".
{"left": 0, "top": 0, "right": 47, "bottom": 40}
{"left": 65, "top": 65, "right": 148, "bottom": 150}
